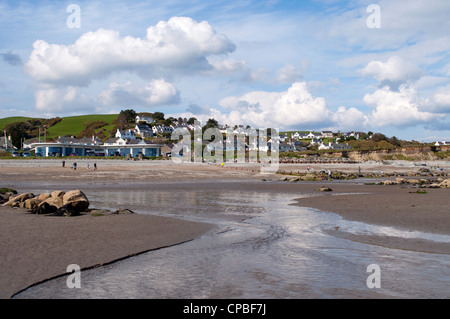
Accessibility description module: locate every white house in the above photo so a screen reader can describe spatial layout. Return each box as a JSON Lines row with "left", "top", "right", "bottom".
{"left": 116, "top": 129, "right": 136, "bottom": 139}
{"left": 306, "top": 132, "right": 321, "bottom": 139}
{"left": 135, "top": 124, "right": 153, "bottom": 138}
{"left": 135, "top": 115, "right": 154, "bottom": 124}
{"left": 342, "top": 132, "right": 360, "bottom": 140}
{"left": 321, "top": 131, "right": 333, "bottom": 138}
{"left": 435, "top": 141, "right": 450, "bottom": 146}
{"left": 152, "top": 125, "right": 174, "bottom": 135}
{"left": 319, "top": 142, "right": 352, "bottom": 150}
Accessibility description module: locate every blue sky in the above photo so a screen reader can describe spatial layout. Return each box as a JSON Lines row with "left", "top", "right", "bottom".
{"left": 1, "top": 0, "right": 450, "bottom": 141}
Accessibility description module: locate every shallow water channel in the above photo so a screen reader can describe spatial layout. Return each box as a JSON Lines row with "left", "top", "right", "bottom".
{"left": 13, "top": 181, "right": 450, "bottom": 299}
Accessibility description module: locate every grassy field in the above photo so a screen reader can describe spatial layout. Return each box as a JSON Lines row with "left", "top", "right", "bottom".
{"left": 1, "top": 114, "right": 118, "bottom": 140}
{"left": 41, "top": 114, "right": 118, "bottom": 139}
{"left": 0, "top": 117, "right": 34, "bottom": 131}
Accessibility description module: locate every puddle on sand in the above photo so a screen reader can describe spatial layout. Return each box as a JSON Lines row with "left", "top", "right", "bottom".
{"left": 12, "top": 186, "right": 450, "bottom": 299}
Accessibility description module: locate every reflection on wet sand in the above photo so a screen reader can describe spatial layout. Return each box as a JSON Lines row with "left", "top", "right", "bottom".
{"left": 14, "top": 184, "right": 450, "bottom": 299}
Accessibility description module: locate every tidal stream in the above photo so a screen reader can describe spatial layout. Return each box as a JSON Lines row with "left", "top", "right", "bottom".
{"left": 13, "top": 181, "right": 450, "bottom": 299}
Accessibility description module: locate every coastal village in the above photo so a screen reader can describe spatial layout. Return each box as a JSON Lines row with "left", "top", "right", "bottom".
{"left": 1, "top": 111, "right": 449, "bottom": 161}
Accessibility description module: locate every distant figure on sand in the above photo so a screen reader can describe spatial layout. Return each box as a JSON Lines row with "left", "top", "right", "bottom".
{"left": 73, "top": 162, "right": 77, "bottom": 170}
{"left": 94, "top": 163, "right": 97, "bottom": 171}
{"left": 328, "top": 169, "right": 332, "bottom": 181}
{"left": 62, "top": 160, "right": 65, "bottom": 168}
{"left": 87, "top": 163, "right": 90, "bottom": 170}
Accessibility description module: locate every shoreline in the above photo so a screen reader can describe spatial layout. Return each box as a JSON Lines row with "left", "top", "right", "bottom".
{"left": 289, "top": 183, "right": 450, "bottom": 255}
{"left": 0, "top": 207, "right": 213, "bottom": 299}
{"left": 1, "top": 160, "right": 449, "bottom": 298}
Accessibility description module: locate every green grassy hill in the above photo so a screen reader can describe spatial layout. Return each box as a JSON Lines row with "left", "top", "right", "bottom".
{"left": 0, "top": 114, "right": 119, "bottom": 141}
{"left": 45, "top": 114, "right": 118, "bottom": 139}
{"left": 0, "top": 117, "right": 33, "bottom": 131}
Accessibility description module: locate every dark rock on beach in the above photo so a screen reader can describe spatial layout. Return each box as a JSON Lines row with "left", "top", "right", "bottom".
{"left": 316, "top": 186, "right": 333, "bottom": 192}
{"left": 1, "top": 189, "right": 91, "bottom": 217}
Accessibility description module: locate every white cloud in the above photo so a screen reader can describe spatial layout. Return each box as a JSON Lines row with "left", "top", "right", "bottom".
{"left": 206, "top": 58, "right": 247, "bottom": 75}
{"left": 98, "top": 79, "right": 180, "bottom": 108}
{"left": 360, "top": 56, "right": 424, "bottom": 89}
{"left": 363, "top": 85, "right": 441, "bottom": 127}
{"left": 431, "top": 84, "right": 450, "bottom": 112}
{"left": 275, "top": 64, "right": 304, "bottom": 84}
{"left": 24, "top": 17, "right": 236, "bottom": 86}
{"left": 332, "top": 106, "right": 368, "bottom": 131}
{"left": 215, "top": 82, "right": 333, "bottom": 129}
{"left": 34, "top": 86, "right": 92, "bottom": 113}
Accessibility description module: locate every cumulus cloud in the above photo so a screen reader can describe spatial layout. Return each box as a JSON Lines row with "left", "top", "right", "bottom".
{"left": 98, "top": 79, "right": 180, "bottom": 108}
{"left": 431, "top": 84, "right": 450, "bottom": 112}
{"left": 215, "top": 82, "right": 334, "bottom": 129}
{"left": 23, "top": 16, "right": 237, "bottom": 114}
{"left": 360, "top": 56, "right": 424, "bottom": 90}
{"left": 24, "top": 17, "right": 236, "bottom": 86}
{"left": 363, "top": 85, "right": 441, "bottom": 127}
{"left": 332, "top": 106, "right": 368, "bottom": 131}
{"left": 34, "top": 86, "right": 93, "bottom": 113}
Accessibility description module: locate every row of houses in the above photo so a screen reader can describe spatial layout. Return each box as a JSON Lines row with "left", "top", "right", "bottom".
{"left": 287, "top": 131, "right": 359, "bottom": 141}
{"left": 117, "top": 122, "right": 205, "bottom": 139}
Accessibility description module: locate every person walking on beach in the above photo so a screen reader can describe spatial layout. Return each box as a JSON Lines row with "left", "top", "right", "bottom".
{"left": 87, "top": 163, "right": 90, "bottom": 171}
{"left": 94, "top": 163, "right": 97, "bottom": 171}
{"left": 328, "top": 169, "right": 332, "bottom": 181}
{"left": 62, "top": 160, "right": 65, "bottom": 168}
{"left": 73, "top": 162, "right": 77, "bottom": 170}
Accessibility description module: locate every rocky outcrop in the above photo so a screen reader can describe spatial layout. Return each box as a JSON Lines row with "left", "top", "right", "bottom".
{"left": 0, "top": 189, "right": 18, "bottom": 205}
{"left": 1, "top": 188, "right": 136, "bottom": 218}
{"left": 2, "top": 193, "right": 35, "bottom": 207}
{"left": 2, "top": 190, "right": 90, "bottom": 216}
{"left": 377, "top": 177, "right": 450, "bottom": 188}
{"left": 113, "top": 208, "right": 135, "bottom": 215}
{"left": 62, "top": 190, "right": 90, "bottom": 212}
{"left": 316, "top": 186, "right": 332, "bottom": 192}
{"left": 439, "top": 179, "right": 450, "bottom": 188}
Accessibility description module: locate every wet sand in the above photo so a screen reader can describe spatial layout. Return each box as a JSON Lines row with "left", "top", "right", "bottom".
{"left": 0, "top": 159, "right": 449, "bottom": 298}
{"left": 291, "top": 183, "right": 450, "bottom": 235}
{"left": 0, "top": 207, "right": 213, "bottom": 299}
{"left": 290, "top": 183, "right": 450, "bottom": 255}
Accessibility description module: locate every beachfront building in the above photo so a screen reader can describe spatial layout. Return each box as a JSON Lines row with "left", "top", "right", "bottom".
{"left": 32, "top": 139, "right": 162, "bottom": 158}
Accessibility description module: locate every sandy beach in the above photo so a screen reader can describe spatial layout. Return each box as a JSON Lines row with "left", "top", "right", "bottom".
{"left": 0, "top": 159, "right": 449, "bottom": 298}
{"left": 0, "top": 206, "right": 213, "bottom": 299}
